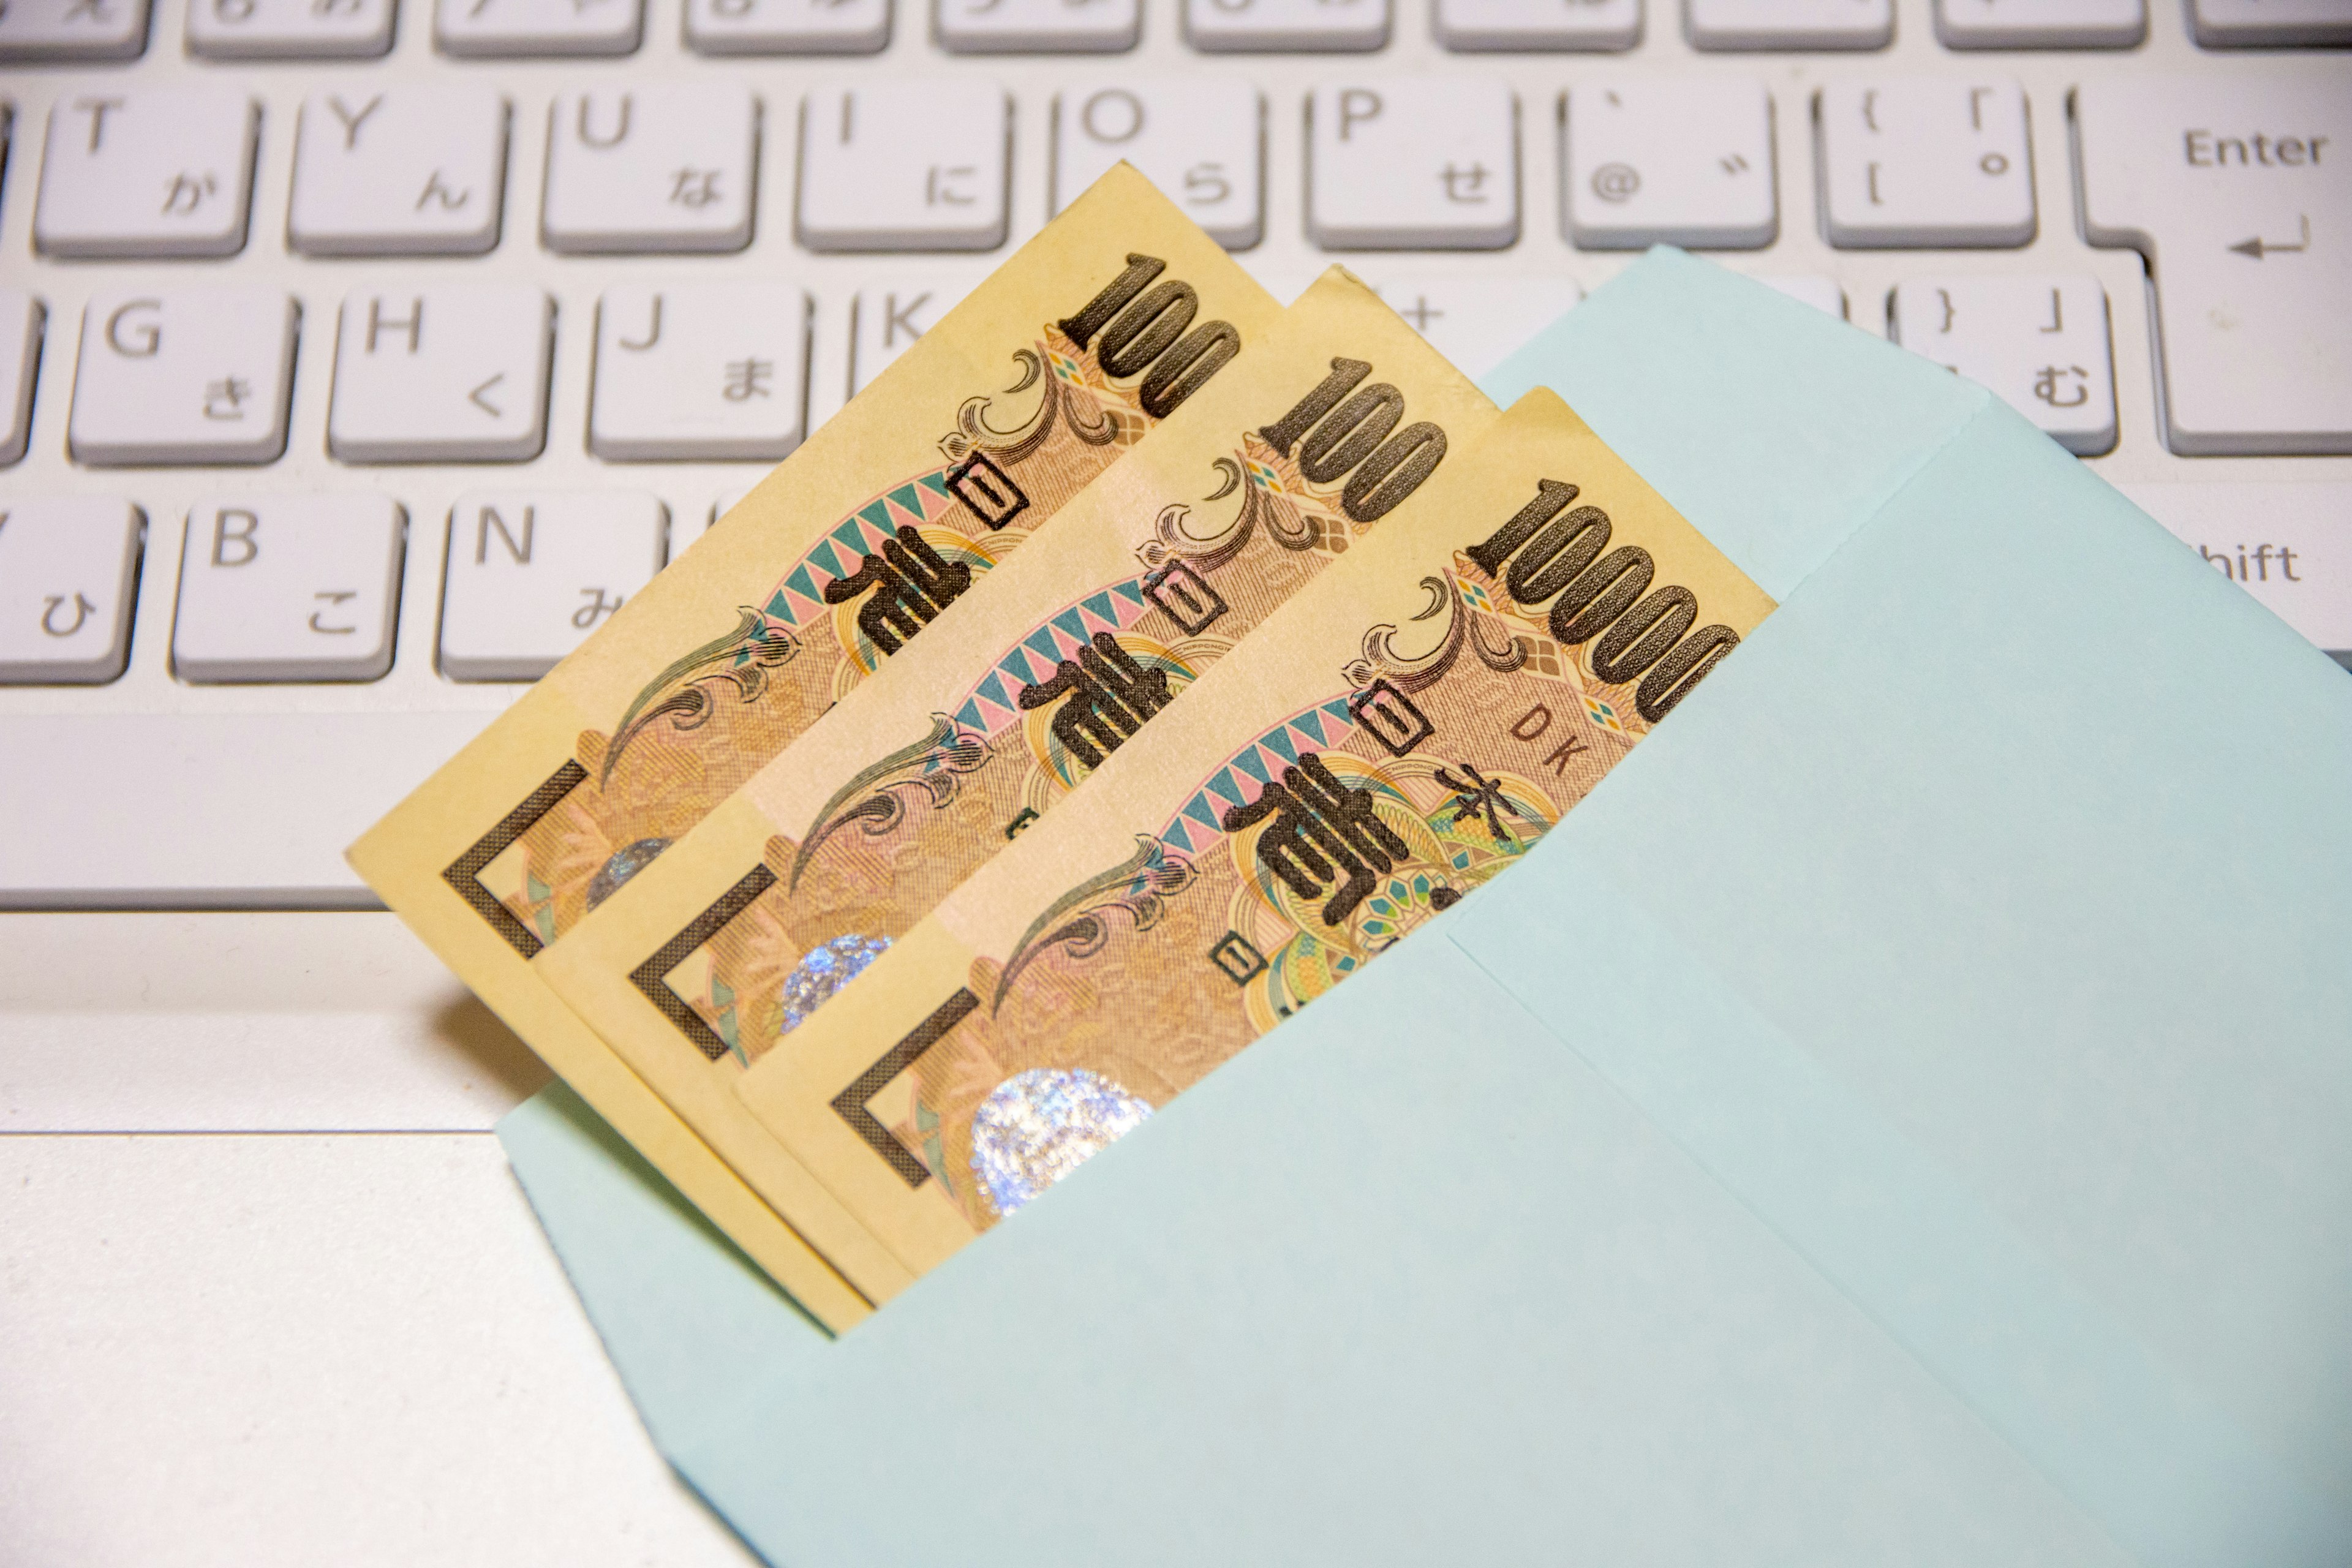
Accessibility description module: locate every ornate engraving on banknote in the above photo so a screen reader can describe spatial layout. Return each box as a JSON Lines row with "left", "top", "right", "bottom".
{"left": 823, "top": 476, "right": 1754, "bottom": 1232}
{"left": 789, "top": 716, "right": 995, "bottom": 897}
{"left": 630, "top": 374, "right": 1473, "bottom": 1073}
{"left": 443, "top": 254, "right": 1252, "bottom": 959}
{"left": 631, "top": 432, "right": 1346, "bottom": 1068}
{"left": 990, "top": 835, "right": 1197, "bottom": 1016}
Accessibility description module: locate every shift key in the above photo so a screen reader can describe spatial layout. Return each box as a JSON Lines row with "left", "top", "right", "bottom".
{"left": 2123, "top": 483, "right": 2352, "bottom": 666}
{"left": 2075, "top": 73, "right": 2350, "bottom": 456}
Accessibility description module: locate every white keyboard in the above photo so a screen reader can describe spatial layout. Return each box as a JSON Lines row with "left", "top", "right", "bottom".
{"left": 0, "top": 0, "right": 2346, "bottom": 910}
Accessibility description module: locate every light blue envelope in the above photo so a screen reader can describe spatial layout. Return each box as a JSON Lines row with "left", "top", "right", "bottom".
{"left": 499, "top": 249, "right": 2352, "bottom": 1566}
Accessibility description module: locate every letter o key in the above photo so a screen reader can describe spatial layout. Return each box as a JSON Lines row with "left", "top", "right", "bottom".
{"left": 1080, "top": 89, "right": 1145, "bottom": 146}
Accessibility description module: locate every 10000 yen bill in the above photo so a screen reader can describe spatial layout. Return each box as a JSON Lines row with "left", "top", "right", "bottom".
{"left": 550, "top": 389, "right": 1777, "bottom": 1286}
{"left": 349, "top": 166, "right": 1282, "bottom": 1329}
{"left": 537, "top": 270, "right": 1501, "bottom": 1303}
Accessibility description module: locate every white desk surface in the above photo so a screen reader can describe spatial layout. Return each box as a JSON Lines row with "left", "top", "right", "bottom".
{"left": 0, "top": 911, "right": 760, "bottom": 1567}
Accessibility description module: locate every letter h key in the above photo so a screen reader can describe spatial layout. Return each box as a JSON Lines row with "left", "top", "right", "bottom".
{"left": 328, "top": 285, "right": 554, "bottom": 462}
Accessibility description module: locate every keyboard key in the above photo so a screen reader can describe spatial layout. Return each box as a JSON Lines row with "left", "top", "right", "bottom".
{"left": 674, "top": 510, "right": 716, "bottom": 560}
{"left": 1563, "top": 80, "right": 1776, "bottom": 250}
{"left": 590, "top": 283, "right": 807, "bottom": 461}
{"left": 290, "top": 88, "right": 509, "bottom": 258}
{"left": 34, "top": 91, "right": 257, "bottom": 260}
{"left": 686, "top": 0, "right": 890, "bottom": 51}
{"left": 186, "top": 0, "right": 395, "bottom": 57}
{"left": 938, "top": 0, "right": 1138, "bottom": 51}
{"left": 1686, "top": 0, "right": 1889, "bottom": 49}
{"left": 69, "top": 289, "right": 296, "bottom": 467}
{"left": 172, "top": 496, "right": 405, "bottom": 683}
{"left": 2189, "top": 0, "right": 2352, "bottom": 46}
{"left": 0, "top": 0, "right": 149, "bottom": 59}
{"left": 435, "top": 0, "right": 641, "bottom": 56}
{"left": 1052, "top": 81, "right": 1264, "bottom": 248}
{"left": 545, "top": 86, "right": 758, "bottom": 255}
{"left": 0, "top": 293, "right": 43, "bottom": 468}
{"left": 1436, "top": 0, "right": 1639, "bottom": 48}
{"left": 1308, "top": 78, "right": 1519, "bottom": 251}
{"left": 797, "top": 80, "right": 1009, "bottom": 252}
{"left": 329, "top": 287, "right": 554, "bottom": 463}
{"left": 0, "top": 499, "right": 143, "bottom": 686}
{"left": 672, "top": 497, "right": 745, "bottom": 561}
{"left": 439, "top": 493, "right": 666, "bottom": 680}
{"left": 1935, "top": 0, "right": 2143, "bottom": 48}
{"left": 1757, "top": 274, "right": 1847, "bottom": 317}
{"left": 2123, "top": 484, "right": 2352, "bottom": 662}
{"left": 1818, "top": 78, "right": 2035, "bottom": 249}
{"left": 1890, "top": 276, "right": 2116, "bottom": 455}
{"left": 2076, "top": 75, "right": 2350, "bottom": 456}
{"left": 1365, "top": 275, "right": 1582, "bottom": 380}
{"left": 687, "top": 484, "right": 778, "bottom": 556}
{"left": 1185, "top": 0, "right": 1389, "bottom": 51}
{"left": 847, "top": 273, "right": 985, "bottom": 396}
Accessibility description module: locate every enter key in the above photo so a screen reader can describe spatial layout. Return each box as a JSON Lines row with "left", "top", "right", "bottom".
{"left": 2075, "top": 74, "right": 2350, "bottom": 456}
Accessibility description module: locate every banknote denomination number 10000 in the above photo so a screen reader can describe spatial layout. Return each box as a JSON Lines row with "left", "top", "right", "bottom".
{"left": 1468, "top": 480, "right": 1740, "bottom": 721}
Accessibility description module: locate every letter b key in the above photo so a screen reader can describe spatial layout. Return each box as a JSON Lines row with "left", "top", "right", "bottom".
{"left": 173, "top": 496, "right": 407, "bottom": 683}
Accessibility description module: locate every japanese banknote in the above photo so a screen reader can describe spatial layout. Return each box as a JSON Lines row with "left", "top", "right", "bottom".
{"left": 535, "top": 269, "right": 1501, "bottom": 1303}
{"left": 543, "top": 389, "right": 1776, "bottom": 1284}
{"left": 349, "top": 165, "right": 1282, "bottom": 1328}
